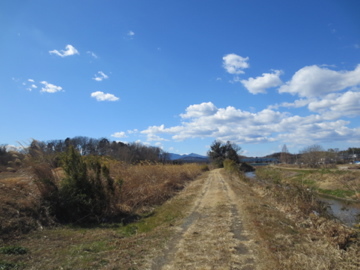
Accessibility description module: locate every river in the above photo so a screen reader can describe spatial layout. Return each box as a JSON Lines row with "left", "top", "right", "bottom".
{"left": 318, "top": 196, "right": 360, "bottom": 227}
{"left": 245, "top": 171, "right": 360, "bottom": 227}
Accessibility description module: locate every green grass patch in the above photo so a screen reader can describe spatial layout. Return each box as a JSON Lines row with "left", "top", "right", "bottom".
{"left": 291, "top": 174, "right": 318, "bottom": 187}
{"left": 318, "top": 188, "right": 355, "bottom": 198}
{"left": 68, "top": 240, "right": 110, "bottom": 254}
{"left": 255, "top": 167, "right": 283, "bottom": 183}
{"left": 0, "top": 261, "right": 22, "bottom": 270}
{"left": 118, "top": 197, "right": 185, "bottom": 237}
{"left": 0, "top": 246, "right": 28, "bottom": 255}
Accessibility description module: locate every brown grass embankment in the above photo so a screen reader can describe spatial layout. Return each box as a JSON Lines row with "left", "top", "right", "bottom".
{"left": 0, "top": 163, "right": 208, "bottom": 269}
{"left": 110, "top": 162, "right": 207, "bottom": 213}
{"left": 0, "top": 162, "right": 207, "bottom": 241}
{"left": 241, "top": 166, "right": 360, "bottom": 269}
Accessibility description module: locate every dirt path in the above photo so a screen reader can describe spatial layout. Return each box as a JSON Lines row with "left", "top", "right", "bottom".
{"left": 151, "top": 169, "right": 259, "bottom": 270}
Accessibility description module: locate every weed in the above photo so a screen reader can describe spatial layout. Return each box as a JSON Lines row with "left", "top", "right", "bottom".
{"left": 0, "top": 246, "right": 28, "bottom": 255}
{"left": 255, "top": 167, "right": 282, "bottom": 184}
{"left": 0, "top": 261, "right": 20, "bottom": 270}
{"left": 318, "top": 189, "right": 355, "bottom": 198}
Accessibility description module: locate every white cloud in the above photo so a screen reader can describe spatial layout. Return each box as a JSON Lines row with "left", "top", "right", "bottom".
{"left": 241, "top": 70, "right": 283, "bottom": 94}
{"left": 127, "top": 129, "right": 139, "bottom": 134}
{"left": 49, "top": 44, "right": 79, "bottom": 57}
{"left": 308, "top": 91, "right": 360, "bottom": 119}
{"left": 139, "top": 101, "right": 360, "bottom": 148}
{"left": 93, "top": 71, "right": 109, "bottom": 81}
{"left": 128, "top": 30, "right": 135, "bottom": 36}
{"left": 146, "top": 134, "right": 168, "bottom": 142}
{"left": 87, "top": 51, "right": 98, "bottom": 59}
{"left": 268, "top": 98, "right": 311, "bottom": 110}
{"left": 279, "top": 65, "right": 360, "bottom": 97}
{"left": 180, "top": 102, "right": 217, "bottom": 118}
{"left": 222, "top": 54, "right": 249, "bottom": 74}
{"left": 24, "top": 79, "right": 38, "bottom": 91}
{"left": 40, "top": 81, "right": 63, "bottom": 93}
{"left": 91, "top": 91, "right": 119, "bottom": 101}
{"left": 111, "top": 131, "right": 127, "bottom": 138}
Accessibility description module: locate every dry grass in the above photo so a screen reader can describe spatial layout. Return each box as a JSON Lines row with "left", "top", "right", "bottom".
{"left": 271, "top": 165, "right": 360, "bottom": 200}
{"left": 0, "top": 165, "right": 208, "bottom": 270}
{"left": 110, "top": 162, "right": 206, "bottom": 213}
{"left": 0, "top": 171, "right": 44, "bottom": 241}
{"left": 242, "top": 166, "right": 360, "bottom": 269}
{"left": 0, "top": 162, "right": 206, "bottom": 239}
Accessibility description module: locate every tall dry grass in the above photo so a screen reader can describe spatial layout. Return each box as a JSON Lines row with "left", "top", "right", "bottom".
{"left": 110, "top": 162, "right": 207, "bottom": 213}
{"left": 249, "top": 166, "right": 360, "bottom": 269}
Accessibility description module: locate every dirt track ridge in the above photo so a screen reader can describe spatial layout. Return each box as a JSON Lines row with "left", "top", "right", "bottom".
{"left": 151, "top": 169, "right": 259, "bottom": 270}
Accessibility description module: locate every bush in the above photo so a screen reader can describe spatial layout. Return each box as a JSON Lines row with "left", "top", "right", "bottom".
{"left": 32, "top": 146, "right": 122, "bottom": 224}
{"left": 57, "top": 147, "right": 121, "bottom": 223}
{"left": 223, "top": 159, "right": 239, "bottom": 173}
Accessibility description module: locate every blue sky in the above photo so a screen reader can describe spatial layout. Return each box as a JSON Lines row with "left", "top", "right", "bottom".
{"left": 1, "top": 0, "right": 360, "bottom": 156}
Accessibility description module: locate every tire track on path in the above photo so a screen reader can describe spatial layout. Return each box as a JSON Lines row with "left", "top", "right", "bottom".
{"left": 151, "top": 169, "right": 258, "bottom": 270}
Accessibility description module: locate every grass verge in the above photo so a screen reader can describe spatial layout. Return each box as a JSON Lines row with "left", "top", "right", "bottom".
{"left": 0, "top": 167, "right": 208, "bottom": 269}
{"left": 237, "top": 166, "right": 360, "bottom": 269}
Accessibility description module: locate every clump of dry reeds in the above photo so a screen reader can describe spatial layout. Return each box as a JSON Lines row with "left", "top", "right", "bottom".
{"left": 110, "top": 162, "right": 205, "bottom": 213}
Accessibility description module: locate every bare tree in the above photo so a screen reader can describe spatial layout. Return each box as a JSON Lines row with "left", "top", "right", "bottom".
{"left": 299, "top": 144, "right": 325, "bottom": 168}
{"left": 280, "top": 144, "right": 290, "bottom": 164}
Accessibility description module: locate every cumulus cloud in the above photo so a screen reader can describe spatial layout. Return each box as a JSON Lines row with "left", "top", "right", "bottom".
{"left": 128, "top": 30, "right": 135, "bottom": 36}
{"left": 111, "top": 131, "right": 127, "bottom": 138}
{"left": 223, "top": 54, "right": 249, "bottom": 74}
{"left": 91, "top": 91, "right": 119, "bottom": 101}
{"left": 308, "top": 91, "right": 360, "bottom": 119}
{"left": 241, "top": 70, "right": 283, "bottom": 94}
{"left": 40, "top": 81, "right": 63, "bottom": 93}
{"left": 180, "top": 102, "right": 217, "bottom": 118}
{"left": 139, "top": 101, "right": 360, "bottom": 147}
{"left": 146, "top": 134, "right": 168, "bottom": 142}
{"left": 93, "top": 71, "right": 109, "bottom": 81}
{"left": 279, "top": 64, "right": 360, "bottom": 97}
{"left": 268, "top": 99, "right": 311, "bottom": 110}
{"left": 49, "top": 44, "right": 79, "bottom": 57}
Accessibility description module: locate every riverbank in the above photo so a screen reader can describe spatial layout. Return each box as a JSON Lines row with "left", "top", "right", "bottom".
{"left": 268, "top": 164, "right": 360, "bottom": 201}
{"left": 242, "top": 166, "right": 360, "bottom": 269}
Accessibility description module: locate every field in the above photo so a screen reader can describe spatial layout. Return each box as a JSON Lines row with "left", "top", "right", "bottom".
{"left": 1, "top": 163, "right": 360, "bottom": 269}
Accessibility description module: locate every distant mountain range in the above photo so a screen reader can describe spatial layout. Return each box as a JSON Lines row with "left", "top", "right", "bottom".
{"left": 168, "top": 153, "right": 209, "bottom": 162}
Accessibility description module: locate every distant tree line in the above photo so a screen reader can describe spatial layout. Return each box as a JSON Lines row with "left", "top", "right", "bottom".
{"left": 265, "top": 145, "right": 360, "bottom": 168}
{"left": 27, "top": 136, "right": 169, "bottom": 165}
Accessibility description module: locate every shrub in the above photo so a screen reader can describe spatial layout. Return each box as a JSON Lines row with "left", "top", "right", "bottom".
{"left": 223, "top": 159, "right": 239, "bottom": 173}
{"left": 57, "top": 147, "right": 121, "bottom": 223}
{"left": 32, "top": 146, "right": 122, "bottom": 224}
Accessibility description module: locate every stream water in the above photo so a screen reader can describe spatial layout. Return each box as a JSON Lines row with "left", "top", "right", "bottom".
{"left": 318, "top": 196, "right": 360, "bottom": 227}
{"left": 245, "top": 171, "right": 360, "bottom": 227}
